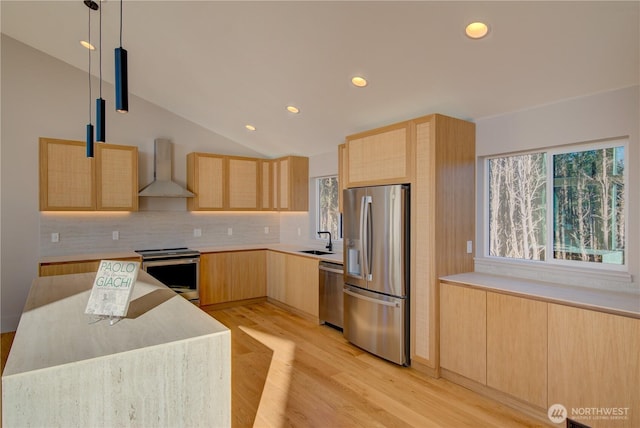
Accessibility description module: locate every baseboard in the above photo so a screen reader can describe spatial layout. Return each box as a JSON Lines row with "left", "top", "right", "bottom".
{"left": 440, "top": 368, "right": 551, "bottom": 426}
{"left": 266, "top": 298, "right": 319, "bottom": 324}
{"left": 199, "top": 297, "right": 267, "bottom": 311}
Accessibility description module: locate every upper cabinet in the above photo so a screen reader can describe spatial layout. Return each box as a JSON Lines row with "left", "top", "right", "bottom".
{"left": 187, "top": 152, "right": 308, "bottom": 212}
{"left": 39, "top": 137, "right": 138, "bottom": 211}
{"left": 344, "top": 121, "right": 413, "bottom": 187}
{"left": 95, "top": 143, "right": 139, "bottom": 211}
{"left": 275, "top": 156, "right": 308, "bottom": 211}
{"left": 187, "top": 153, "right": 225, "bottom": 210}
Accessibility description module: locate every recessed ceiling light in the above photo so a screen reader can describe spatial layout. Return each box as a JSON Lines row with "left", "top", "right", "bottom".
{"left": 465, "top": 22, "right": 489, "bottom": 39}
{"left": 286, "top": 105, "right": 300, "bottom": 114}
{"left": 351, "top": 76, "right": 368, "bottom": 87}
{"left": 245, "top": 124, "right": 256, "bottom": 131}
{"left": 80, "top": 40, "right": 96, "bottom": 50}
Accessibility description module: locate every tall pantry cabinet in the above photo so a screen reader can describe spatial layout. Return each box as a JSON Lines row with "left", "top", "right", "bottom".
{"left": 342, "top": 114, "right": 475, "bottom": 374}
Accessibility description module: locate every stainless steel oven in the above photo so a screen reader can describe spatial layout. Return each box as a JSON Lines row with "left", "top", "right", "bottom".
{"left": 136, "top": 248, "right": 200, "bottom": 303}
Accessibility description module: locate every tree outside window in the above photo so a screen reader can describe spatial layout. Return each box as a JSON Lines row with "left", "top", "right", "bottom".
{"left": 317, "top": 176, "right": 340, "bottom": 240}
{"left": 488, "top": 143, "right": 625, "bottom": 266}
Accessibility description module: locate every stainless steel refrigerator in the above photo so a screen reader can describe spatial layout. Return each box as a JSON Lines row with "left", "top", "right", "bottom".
{"left": 343, "top": 184, "right": 410, "bottom": 366}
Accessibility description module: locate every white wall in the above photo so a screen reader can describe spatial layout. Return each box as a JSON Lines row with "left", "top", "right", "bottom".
{"left": 0, "top": 35, "right": 267, "bottom": 332}
{"left": 475, "top": 86, "right": 639, "bottom": 291}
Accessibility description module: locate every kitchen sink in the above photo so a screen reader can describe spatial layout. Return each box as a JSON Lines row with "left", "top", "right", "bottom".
{"left": 298, "top": 250, "right": 334, "bottom": 255}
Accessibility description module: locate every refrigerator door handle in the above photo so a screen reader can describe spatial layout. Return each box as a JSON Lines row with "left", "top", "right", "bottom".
{"left": 362, "top": 195, "right": 373, "bottom": 281}
{"left": 344, "top": 288, "right": 400, "bottom": 308}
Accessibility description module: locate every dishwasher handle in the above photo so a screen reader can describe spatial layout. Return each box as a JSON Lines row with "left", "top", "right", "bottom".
{"left": 319, "top": 266, "right": 344, "bottom": 275}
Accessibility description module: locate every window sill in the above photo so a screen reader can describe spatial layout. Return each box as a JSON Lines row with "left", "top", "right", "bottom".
{"left": 474, "top": 256, "right": 634, "bottom": 292}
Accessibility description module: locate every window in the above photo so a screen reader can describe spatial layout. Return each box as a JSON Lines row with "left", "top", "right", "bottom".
{"left": 487, "top": 141, "right": 626, "bottom": 267}
{"left": 316, "top": 176, "right": 340, "bottom": 241}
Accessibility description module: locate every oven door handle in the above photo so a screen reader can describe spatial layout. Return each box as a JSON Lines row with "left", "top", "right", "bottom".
{"left": 142, "top": 258, "right": 200, "bottom": 268}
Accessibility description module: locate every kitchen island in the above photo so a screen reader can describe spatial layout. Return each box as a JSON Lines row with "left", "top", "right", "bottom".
{"left": 2, "top": 270, "right": 230, "bottom": 427}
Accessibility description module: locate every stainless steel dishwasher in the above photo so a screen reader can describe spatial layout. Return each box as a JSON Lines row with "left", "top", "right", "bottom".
{"left": 319, "top": 261, "right": 344, "bottom": 329}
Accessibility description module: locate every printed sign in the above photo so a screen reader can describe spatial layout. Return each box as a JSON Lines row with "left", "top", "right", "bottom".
{"left": 85, "top": 260, "right": 139, "bottom": 318}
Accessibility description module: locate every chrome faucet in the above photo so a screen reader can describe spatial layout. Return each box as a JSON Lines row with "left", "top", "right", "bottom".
{"left": 317, "top": 231, "right": 333, "bottom": 252}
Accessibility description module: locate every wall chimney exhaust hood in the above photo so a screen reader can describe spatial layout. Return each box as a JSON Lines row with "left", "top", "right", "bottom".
{"left": 138, "top": 139, "right": 195, "bottom": 198}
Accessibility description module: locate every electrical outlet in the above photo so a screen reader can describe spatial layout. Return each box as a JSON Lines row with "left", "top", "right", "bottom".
{"left": 51, "top": 232, "right": 59, "bottom": 243}
{"left": 193, "top": 228, "right": 202, "bottom": 237}
{"left": 227, "top": 227, "right": 233, "bottom": 236}
{"left": 264, "top": 226, "right": 269, "bottom": 234}
{"left": 466, "top": 240, "right": 473, "bottom": 254}
{"left": 112, "top": 231, "right": 119, "bottom": 241}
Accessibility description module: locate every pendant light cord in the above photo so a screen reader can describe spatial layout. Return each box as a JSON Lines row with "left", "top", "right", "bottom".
{"left": 88, "top": 5, "right": 92, "bottom": 123}
{"left": 119, "top": 0, "right": 123, "bottom": 47}
{"left": 99, "top": 0, "right": 102, "bottom": 99}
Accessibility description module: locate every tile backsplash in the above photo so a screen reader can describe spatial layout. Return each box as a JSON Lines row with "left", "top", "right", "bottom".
{"left": 40, "top": 211, "right": 281, "bottom": 256}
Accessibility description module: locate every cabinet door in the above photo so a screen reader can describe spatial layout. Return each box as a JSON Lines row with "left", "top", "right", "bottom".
{"left": 439, "top": 282, "right": 486, "bottom": 384}
{"left": 487, "top": 293, "right": 547, "bottom": 408}
{"left": 346, "top": 122, "right": 412, "bottom": 187}
{"left": 199, "top": 253, "right": 229, "bottom": 305}
{"left": 276, "top": 156, "right": 309, "bottom": 211}
{"left": 39, "top": 257, "right": 140, "bottom": 276}
{"left": 338, "top": 143, "right": 346, "bottom": 213}
{"left": 548, "top": 304, "right": 640, "bottom": 428}
{"left": 260, "top": 160, "right": 273, "bottom": 210}
{"left": 267, "top": 251, "right": 286, "bottom": 302}
{"left": 187, "top": 153, "right": 226, "bottom": 210}
{"left": 285, "top": 254, "right": 319, "bottom": 317}
{"left": 95, "top": 143, "right": 138, "bottom": 211}
{"left": 230, "top": 251, "right": 266, "bottom": 301}
{"left": 39, "top": 138, "right": 95, "bottom": 210}
{"left": 228, "top": 157, "right": 260, "bottom": 210}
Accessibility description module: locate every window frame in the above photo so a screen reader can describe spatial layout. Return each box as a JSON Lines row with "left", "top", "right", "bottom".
{"left": 315, "top": 174, "right": 342, "bottom": 243}
{"left": 483, "top": 138, "right": 629, "bottom": 272}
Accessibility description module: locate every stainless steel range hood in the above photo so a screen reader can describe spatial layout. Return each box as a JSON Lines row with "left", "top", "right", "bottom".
{"left": 138, "top": 139, "right": 195, "bottom": 198}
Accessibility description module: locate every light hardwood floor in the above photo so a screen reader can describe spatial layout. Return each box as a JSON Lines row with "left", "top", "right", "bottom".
{"left": 204, "top": 302, "right": 550, "bottom": 428}
{"left": 2, "top": 304, "right": 549, "bottom": 427}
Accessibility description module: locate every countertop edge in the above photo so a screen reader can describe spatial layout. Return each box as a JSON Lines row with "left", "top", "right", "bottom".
{"left": 440, "top": 272, "right": 640, "bottom": 319}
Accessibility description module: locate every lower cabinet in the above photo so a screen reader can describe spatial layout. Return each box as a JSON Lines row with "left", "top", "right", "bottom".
{"left": 440, "top": 280, "right": 640, "bottom": 427}
{"left": 486, "top": 293, "right": 547, "bottom": 409}
{"left": 266, "top": 252, "right": 319, "bottom": 319}
{"left": 548, "top": 304, "right": 640, "bottom": 428}
{"left": 440, "top": 283, "right": 486, "bottom": 384}
{"left": 199, "top": 250, "right": 266, "bottom": 306}
{"left": 39, "top": 257, "right": 141, "bottom": 277}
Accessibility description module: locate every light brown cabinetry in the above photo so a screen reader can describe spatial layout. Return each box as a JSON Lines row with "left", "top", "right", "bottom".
{"left": 440, "top": 280, "right": 640, "bottom": 427}
{"left": 186, "top": 153, "right": 226, "bottom": 210}
{"left": 338, "top": 143, "right": 347, "bottom": 212}
{"left": 39, "top": 138, "right": 138, "bottom": 211}
{"left": 266, "top": 252, "right": 319, "bottom": 319}
{"left": 39, "top": 256, "right": 141, "bottom": 276}
{"left": 260, "top": 160, "right": 274, "bottom": 210}
{"left": 274, "top": 156, "right": 309, "bottom": 211}
{"left": 440, "top": 282, "right": 486, "bottom": 384}
{"left": 548, "top": 304, "right": 640, "bottom": 428}
{"left": 187, "top": 153, "right": 308, "bottom": 211}
{"left": 344, "top": 115, "right": 475, "bottom": 372}
{"left": 487, "top": 293, "right": 547, "bottom": 409}
{"left": 199, "top": 250, "right": 267, "bottom": 306}
{"left": 95, "top": 143, "right": 139, "bottom": 211}
{"left": 344, "top": 122, "right": 412, "bottom": 187}
{"left": 228, "top": 157, "right": 260, "bottom": 210}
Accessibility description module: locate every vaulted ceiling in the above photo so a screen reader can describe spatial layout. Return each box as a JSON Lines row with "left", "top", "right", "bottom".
{"left": 2, "top": 1, "right": 638, "bottom": 157}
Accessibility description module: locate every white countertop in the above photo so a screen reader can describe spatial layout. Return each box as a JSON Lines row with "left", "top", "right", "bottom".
{"left": 39, "top": 244, "right": 344, "bottom": 265}
{"left": 3, "top": 271, "right": 229, "bottom": 376}
{"left": 440, "top": 272, "right": 640, "bottom": 319}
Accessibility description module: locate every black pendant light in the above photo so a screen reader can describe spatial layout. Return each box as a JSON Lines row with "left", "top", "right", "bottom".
{"left": 95, "top": 0, "right": 106, "bottom": 142}
{"left": 84, "top": 0, "right": 98, "bottom": 157}
{"left": 114, "top": 0, "right": 128, "bottom": 113}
